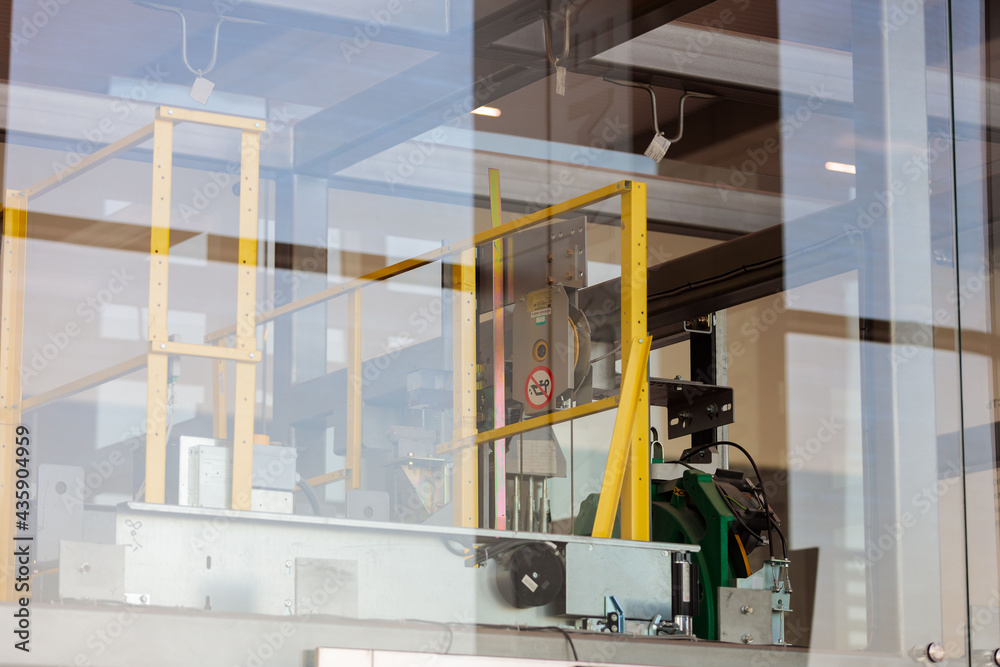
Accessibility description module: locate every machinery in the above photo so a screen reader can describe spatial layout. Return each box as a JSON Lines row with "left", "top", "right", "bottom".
{"left": 23, "top": 174, "right": 792, "bottom": 663}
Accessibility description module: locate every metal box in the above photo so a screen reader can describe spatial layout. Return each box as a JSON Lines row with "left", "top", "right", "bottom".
{"left": 563, "top": 542, "right": 675, "bottom": 620}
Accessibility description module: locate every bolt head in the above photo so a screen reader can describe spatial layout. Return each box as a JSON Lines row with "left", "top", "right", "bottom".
{"left": 741, "top": 604, "right": 753, "bottom": 615}
{"left": 926, "top": 642, "right": 946, "bottom": 663}
{"left": 284, "top": 599, "right": 292, "bottom": 607}
{"left": 160, "top": 343, "right": 167, "bottom": 349}
{"left": 167, "top": 109, "right": 173, "bottom": 114}
{"left": 742, "top": 634, "right": 753, "bottom": 644}
{"left": 140, "top": 594, "right": 149, "bottom": 603}
{"left": 254, "top": 122, "right": 260, "bottom": 128}
{"left": 284, "top": 560, "right": 292, "bottom": 568}
{"left": 249, "top": 352, "right": 255, "bottom": 358}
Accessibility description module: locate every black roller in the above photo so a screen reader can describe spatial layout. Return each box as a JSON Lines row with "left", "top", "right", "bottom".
{"left": 494, "top": 543, "right": 564, "bottom": 608}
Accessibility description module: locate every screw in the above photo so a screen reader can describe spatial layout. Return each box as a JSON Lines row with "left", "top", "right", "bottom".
{"left": 249, "top": 352, "right": 255, "bottom": 358}
{"left": 254, "top": 122, "right": 260, "bottom": 128}
{"left": 79, "top": 562, "right": 91, "bottom": 573}
{"left": 610, "top": 613, "right": 618, "bottom": 621}
{"left": 565, "top": 249, "right": 573, "bottom": 257}
{"left": 742, "top": 634, "right": 753, "bottom": 644}
{"left": 926, "top": 642, "right": 946, "bottom": 663}
{"left": 160, "top": 343, "right": 167, "bottom": 349}
{"left": 741, "top": 605, "right": 753, "bottom": 615}
{"left": 777, "top": 599, "right": 783, "bottom": 608}
{"left": 284, "top": 560, "right": 292, "bottom": 568}
{"left": 167, "top": 109, "right": 173, "bottom": 114}
{"left": 532, "top": 572, "right": 538, "bottom": 578}
{"left": 565, "top": 272, "right": 573, "bottom": 280}
{"left": 707, "top": 404, "right": 718, "bottom": 417}
{"left": 586, "top": 545, "right": 593, "bottom": 551}
{"left": 284, "top": 599, "right": 292, "bottom": 608}
{"left": 140, "top": 594, "right": 149, "bottom": 604}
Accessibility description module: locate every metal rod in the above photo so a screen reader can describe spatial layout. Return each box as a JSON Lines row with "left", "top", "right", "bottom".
{"left": 489, "top": 168, "right": 507, "bottom": 530}
{"left": 204, "top": 181, "right": 634, "bottom": 343}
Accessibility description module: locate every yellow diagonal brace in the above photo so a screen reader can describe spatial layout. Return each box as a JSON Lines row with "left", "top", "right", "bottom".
{"left": 592, "top": 335, "right": 651, "bottom": 539}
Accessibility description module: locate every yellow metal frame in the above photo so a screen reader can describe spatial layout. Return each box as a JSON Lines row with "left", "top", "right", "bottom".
{"left": 212, "top": 179, "right": 650, "bottom": 537}
{"left": 0, "top": 106, "right": 268, "bottom": 555}
{"left": 2, "top": 132, "right": 648, "bottom": 599}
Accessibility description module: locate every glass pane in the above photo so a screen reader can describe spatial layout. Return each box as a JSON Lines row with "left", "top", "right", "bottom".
{"left": 0, "top": 0, "right": 976, "bottom": 664}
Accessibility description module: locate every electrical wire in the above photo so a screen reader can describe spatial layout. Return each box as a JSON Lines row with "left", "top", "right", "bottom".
{"left": 539, "top": 627, "right": 578, "bottom": 661}
{"left": 296, "top": 474, "right": 322, "bottom": 516}
{"left": 648, "top": 232, "right": 848, "bottom": 301}
{"left": 680, "top": 440, "right": 779, "bottom": 559}
{"left": 604, "top": 77, "right": 660, "bottom": 135}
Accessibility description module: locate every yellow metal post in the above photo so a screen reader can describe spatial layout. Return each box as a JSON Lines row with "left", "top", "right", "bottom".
{"left": 144, "top": 118, "right": 174, "bottom": 505}
{"left": 346, "top": 290, "right": 362, "bottom": 491}
{"left": 231, "top": 130, "right": 261, "bottom": 511}
{"left": 592, "top": 335, "right": 651, "bottom": 539}
{"left": 619, "top": 181, "right": 650, "bottom": 540}
{"left": 488, "top": 169, "right": 506, "bottom": 529}
{"left": 452, "top": 248, "right": 478, "bottom": 527}
{"left": 0, "top": 191, "right": 28, "bottom": 600}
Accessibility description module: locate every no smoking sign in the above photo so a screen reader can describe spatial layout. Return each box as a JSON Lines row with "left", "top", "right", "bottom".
{"left": 524, "top": 365, "right": 554, "bottom": 409}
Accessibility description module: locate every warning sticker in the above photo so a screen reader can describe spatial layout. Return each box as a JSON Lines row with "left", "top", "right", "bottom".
{"left": 524, "top": 365, "right": 554, "bottom": 409}
{"left": 526, "top": 289, "right": 552, "bottom": 319}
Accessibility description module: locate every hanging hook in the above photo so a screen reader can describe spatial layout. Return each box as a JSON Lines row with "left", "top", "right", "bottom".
{"left": 603, "top": 77, "right": 661, "bottom": 135}
{"left": 135, "top": 1, "right": 261, "bottom": 77}
{"left": 542, "top": 6, "right": 572, "bottom": 95}
{"left": 542, "top": 5, "right": 571, "bottom": 68}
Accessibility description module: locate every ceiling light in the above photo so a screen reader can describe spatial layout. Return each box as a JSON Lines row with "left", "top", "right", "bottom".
{"left": 825, "top": 161, "right": 856, "bottom": 174}
{"left": 472, "top": 106, "right": 502, "bottom": 117}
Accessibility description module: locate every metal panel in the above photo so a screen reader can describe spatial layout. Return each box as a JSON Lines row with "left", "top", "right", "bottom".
{"left": 648, "top": 378, "right": 734, "bottom": 440}
{"left": 563, "top": 542, "right": 673, "bottom": 620}
{"left": 36, "top": 465, "right": 84, "bottom": 562}
{"left": 295, "top": 558, "right": 359, "bottom": 617}
{"left": 58, "top": 541, "right": 126, "bottom": 602}
{"left": 717, "top": 588, "right": 772, "bottom": 645}
{"left": 112, "top": 503, "right": 693, "bottom": 624}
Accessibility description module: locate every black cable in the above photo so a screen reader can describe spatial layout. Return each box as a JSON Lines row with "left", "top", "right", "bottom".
{"left": 680, "top": 440, "right": 776, "bottom": 560}
{"left": 297, "top": 478, "right": 322, "bottom": 516}
{"left": 773, "top": 522, "right": 789, "bottom": 559}
{"left": 714, "top": 481, "right": 761, "bottom": 541}
{"left": 540, "top": 626, "right": 578, "bottom": 661}
{"left": 648, "top": 233, "right": 848, "bottom": 300}
{"left": 442, "top": 539, "right": 469, "bottom": 557}
{"left": 663, "top": 460, "right": 698, "bottom": 471}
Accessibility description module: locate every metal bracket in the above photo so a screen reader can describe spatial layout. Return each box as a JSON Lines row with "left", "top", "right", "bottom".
{"left": 604, "top": 595, "right": 624, "bottom": 633}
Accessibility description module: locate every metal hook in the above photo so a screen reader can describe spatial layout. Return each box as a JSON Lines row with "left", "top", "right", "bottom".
{"left": 542, "top": 5, "right": 571, "bottom": 68}
{"left": 603, "top": 78, "right": 718, "bottom": 142}
{"left": 135, "top": 1, "right": 261, "bottom": 78}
